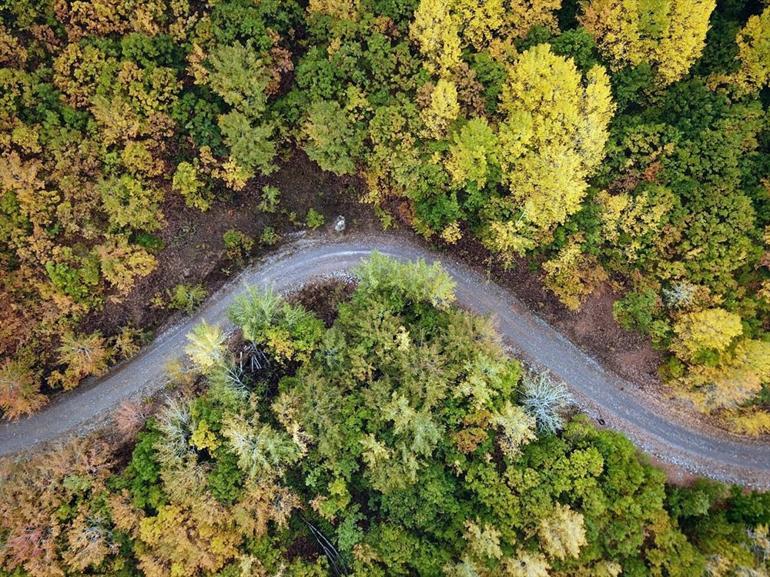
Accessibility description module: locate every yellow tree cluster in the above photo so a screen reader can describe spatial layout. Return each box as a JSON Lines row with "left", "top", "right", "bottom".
{"left": 484, "top": 45, "right": 614, "bottom": 256}
{"left": 671, "top": 308, "right": 770, "bottom": 413}
{"left": 732, "top": 5, "right": 770, "bottom": 94}
{"left": 580, "top": 0, "right": 716, "bottom": 85}
{"left": 410, "top": 0, "right": 563, "bottom": 75}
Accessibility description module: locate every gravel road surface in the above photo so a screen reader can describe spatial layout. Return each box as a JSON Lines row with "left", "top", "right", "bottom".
{"left": 1, "top": 233, "right": 768, "bottom": 487}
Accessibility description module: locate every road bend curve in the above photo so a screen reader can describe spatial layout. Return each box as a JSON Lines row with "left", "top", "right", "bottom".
{"left": 1, "top": 232, "right": 768, "bottom": 487}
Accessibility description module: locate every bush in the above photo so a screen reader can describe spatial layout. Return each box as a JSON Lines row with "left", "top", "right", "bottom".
{"left": 260, "top": 226, "right": 280, "bottom": 246}
{"left": 305, "top": 208, "right": 325, "bottom": 230}
{"left": 167, "top": 283, "right": 208, "bottom": 313}
{"left": 172, "top": 161, "right": 211, "bottom": 211}
{"left": 223, "top": 229, "right": 254, "bottom": 264}
{"left": 258, "top": 185, "right": 281, "bottom": 213}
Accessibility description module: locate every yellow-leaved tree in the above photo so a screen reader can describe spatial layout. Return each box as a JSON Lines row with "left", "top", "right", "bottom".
{"left": 412, "top": 0, "right": 563, "bottom": 67}
{"left": 410, "top": 0, "right": 462, "bottom": 76}
{"left": 484, "top": 45, "right": 614, "bottom": 256}
{"left": 671, "top": 308, "right": 743, "bottom": 364}
{"left": 732, "top": 5, "right": 770, "bottom": 94}
{"left": 580, "top": 0, "right": 716, "bottom": 85}
{"left": 454, "top": 0, "right": 562, "bottom": 53}
{"left": 421, "top": 79, "right": 461, "bottom": 138}
{"left": 307, "top": 0, "right": 361, "bottom": 21}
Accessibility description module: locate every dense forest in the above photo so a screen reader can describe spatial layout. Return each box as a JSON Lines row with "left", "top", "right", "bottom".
{"left": 2, "top": 255, "right": 770, "bottom": 577}
{"left": 1, "top": 0, "right": 769, "bottom": 432}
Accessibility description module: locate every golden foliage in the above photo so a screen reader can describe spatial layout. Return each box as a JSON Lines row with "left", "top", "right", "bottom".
{"left": 671, "top": 308, "right": 743, "bottom": 363}
{"left": 727, "top": 408, "right": 770, "bottom": 436}
{"left": 580, "top": 0, "right": 716, "bottom": 85}
{"left": 486, "top": 45, "right": 614, "bottom": 255}
{"left": 421, "top": 79, "right": 461, "bottom": 138}
{"left": 137, "top": 502, "right": 242, "bottom": 577}
{"left": 308, "top": 0, "right": 361, "bottom": 21}
{"left": 677, "top": 338, "right": 770, "bottom": 410}
{"left": 410, "top": 0, "right": 462, "bottom": 76}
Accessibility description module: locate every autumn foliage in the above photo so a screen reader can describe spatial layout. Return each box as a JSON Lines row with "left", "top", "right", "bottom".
{"left": 1, "top": 0, "right": 768, "bottom": 435}
{"left": 1, "top": 257, "right": 769, "bottom": 577}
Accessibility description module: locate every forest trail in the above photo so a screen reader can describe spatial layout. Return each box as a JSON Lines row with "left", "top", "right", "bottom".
{"left": 1, "top": 232, "right": 768, "bottom": 488}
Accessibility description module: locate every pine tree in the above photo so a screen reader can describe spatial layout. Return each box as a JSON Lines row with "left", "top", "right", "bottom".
{"left": 53, "top": 332, "right": 110, "bottom": 390}
{"left": 185, "top": 321, "right": 226, "bottom": 374}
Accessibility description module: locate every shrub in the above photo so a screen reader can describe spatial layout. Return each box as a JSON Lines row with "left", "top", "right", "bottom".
{"left": 167, "top": 283, "right": 208, "bottom": 313}
{"left": 260, "top": 226, "right": 279, "bottom": 246}
{"left": 223, "top": 229, "right": 254, "bottom": 264}
{"left": 172, "top": 161, "right": 211, "bottom": 211}
{"left": 258, "top": 185, "right": 281, "bottom": 213}
{"left": 305, "top": 208, "right": 325, "bottom": 230}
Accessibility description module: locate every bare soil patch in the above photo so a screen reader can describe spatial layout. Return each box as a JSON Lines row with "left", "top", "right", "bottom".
{"left": 81, "top": 150, "right": 376, "bottom": 344}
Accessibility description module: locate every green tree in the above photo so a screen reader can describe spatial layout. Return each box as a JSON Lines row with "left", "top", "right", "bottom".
{"left": 218, "top": 111, "right": 276, "bottom": 178}
{"left": 445, "top": 117, "right": 499, "bottom": 191}
{"left": 99, "top": 175, "right": 164, "bottom": 232}
{"left": 207, "top": 42, "right": 270, "bottom": 118}
{"left": 302, "top": 100, "right": 362, "bottom": 175}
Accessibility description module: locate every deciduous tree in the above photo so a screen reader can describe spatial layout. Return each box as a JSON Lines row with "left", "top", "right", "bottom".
{"left": 485, "top": 45, "right": 614, "bottom": 255}
{"left": 580, "top": 0, "right": 716, "bottom": 85}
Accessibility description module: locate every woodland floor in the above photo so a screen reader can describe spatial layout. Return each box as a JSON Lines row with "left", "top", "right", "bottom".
{"left": 80, "top": 150, "right": 374, "bottom": 346}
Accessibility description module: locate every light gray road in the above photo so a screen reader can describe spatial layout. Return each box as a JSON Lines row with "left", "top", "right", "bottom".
{"left": 1, "top": 233, "right": 768, "bottom": 487}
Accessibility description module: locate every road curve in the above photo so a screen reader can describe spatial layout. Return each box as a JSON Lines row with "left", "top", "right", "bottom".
{"left": 1, "top": 232, "right": 768, "bottom": 487}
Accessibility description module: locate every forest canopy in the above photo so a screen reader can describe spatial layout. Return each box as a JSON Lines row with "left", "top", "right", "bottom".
{"left": 1, "top": 255, "right": 769, "bottom": 577}
{"left": 0, "top": 0, "right": 768, "bottom": 430}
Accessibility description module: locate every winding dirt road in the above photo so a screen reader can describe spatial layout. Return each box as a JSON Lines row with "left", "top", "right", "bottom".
{"left": 1, "top": 233, "right": 768, "bottom": 487}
